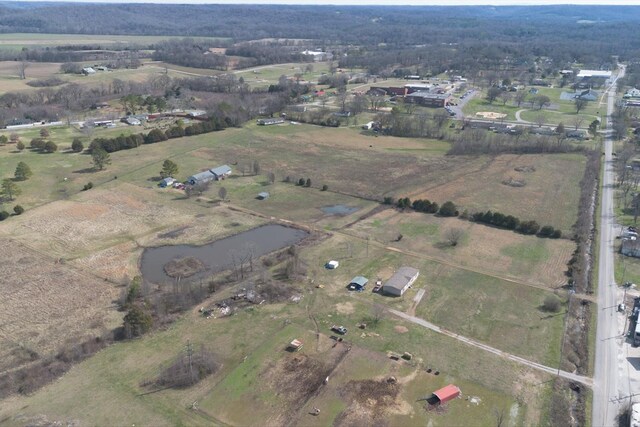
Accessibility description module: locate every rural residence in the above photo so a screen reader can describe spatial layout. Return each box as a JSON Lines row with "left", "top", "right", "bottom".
{"left": 383, "top": 266, "right": 419, "bottom": 296}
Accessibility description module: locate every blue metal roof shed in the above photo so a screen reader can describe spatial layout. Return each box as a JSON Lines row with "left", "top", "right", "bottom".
{"left": 348, "top": 276, "right": 369, "bottom": 291}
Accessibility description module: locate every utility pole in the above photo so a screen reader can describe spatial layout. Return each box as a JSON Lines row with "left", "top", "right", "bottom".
{"left": 186, "top": 340, "right": 194, "bottom": 384}
{"left": 366, "top": 237, "right": 370, "bottom": 258}
{"left": 558, "top": 287, "right": 575, "bottom": 376}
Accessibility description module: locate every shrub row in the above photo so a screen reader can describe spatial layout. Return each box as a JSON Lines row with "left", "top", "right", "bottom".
{"left": 88, "top": 118, "right": 228, "bottom": 154}
{"left": 0, "top": 205, "right": 25, "bottom": 220}
{"left": 471, "top": 210, "right": 561, "bottom": 238}
{"left": 396, "top": 197, "right": 459, "bottom": 217}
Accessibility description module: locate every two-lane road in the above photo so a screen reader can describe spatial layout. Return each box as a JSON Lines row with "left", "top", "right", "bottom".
{"left": 593, "top": 65, "right": 627, "bottom": 427}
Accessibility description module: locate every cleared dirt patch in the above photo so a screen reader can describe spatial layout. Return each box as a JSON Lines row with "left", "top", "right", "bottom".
{"left": 335, "top": 378, "right": 401, "bottom": 426}
{"left": 261, "top": 345, "right": 349, "bottom": 426}
{"left": 394, "top": 325, "right": 409, "bottom": 334}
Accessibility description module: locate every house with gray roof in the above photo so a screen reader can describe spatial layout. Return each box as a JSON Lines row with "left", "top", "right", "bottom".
{"left": 187, "top": 170, "right": 215, "bottom": 185}
{"left": 210, "top": 165, "right": 232, "bottom": 180}
{"left": 383, "top": 267, "right": 419, "bottom": 297}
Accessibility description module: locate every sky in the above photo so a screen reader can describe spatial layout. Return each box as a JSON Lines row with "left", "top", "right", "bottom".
{"left": 6, "top": 0, "right": 640, "bottom": 4}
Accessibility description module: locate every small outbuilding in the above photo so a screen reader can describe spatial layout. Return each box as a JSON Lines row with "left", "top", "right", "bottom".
{"left": 287, "top": 339, "right": 303, "bottom": 352}
{"left": 257, "top": 192, "right": 270, "bottom": 200}
{"left": 325, "top": 260, "right": 339, "bottom": 269}
{"left": 159, "top": 177, "right": 176, "bottom": 188}
{"left": 431, "top": 384, "right": 461, "bottom": 405}
{"left": 383, "top": 266, "right": 419, "bottom": 297}
{"left": 348, "top": 276, "right": 368, "bottom": 291}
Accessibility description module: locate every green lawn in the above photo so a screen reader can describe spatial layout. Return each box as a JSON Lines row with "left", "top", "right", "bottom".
{"left": 462, "top": 97, "right": 519, "bottom": 121}
{"left": 416, "top": 265, "right": 565, "bottom": 367}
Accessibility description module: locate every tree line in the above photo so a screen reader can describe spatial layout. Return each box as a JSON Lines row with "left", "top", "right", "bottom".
{"left": 387, "top": 196, "right": 563, "bottom": 238}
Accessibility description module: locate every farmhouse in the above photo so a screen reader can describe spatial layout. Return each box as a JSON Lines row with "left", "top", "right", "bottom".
{"left": 625, "top": 88, "right": 640, "bottom": 99}
{"left": 348, "top": 276, "right": 368, "bottom": 291}
{"left": 187, "top": 170, "right": 215, "bottom": 185}
{"left": 383, "top": 266, "right": 419, "bottom": 296}
{"left": 431, "top": 384, "right": 461, "bottom": 405}
{"left": 210, "top": 165, "right": 232, "bottom": 180}
{"left": 159, "top": 177, "right": 176, "bottom": 188}
{"left": 404, "top": 91, "right": 451, "bottom": 108}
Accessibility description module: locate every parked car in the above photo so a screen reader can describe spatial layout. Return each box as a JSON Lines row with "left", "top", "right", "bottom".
{"left": 331, "top": 325, "right": 347, "bottom": 335}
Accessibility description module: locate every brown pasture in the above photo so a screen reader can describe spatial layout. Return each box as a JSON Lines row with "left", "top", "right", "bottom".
{"left": 0, "top": 239, "right": 121, "bottom": 373}
{"left": 408, "top": 153, "right": 586, "bottom": 231}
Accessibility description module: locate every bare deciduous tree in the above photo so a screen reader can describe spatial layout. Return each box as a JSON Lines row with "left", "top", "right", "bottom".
{"left": 17, "top": 61, "right": 29, "bottom": 80}
{"left": 445, "top": 228, "right": 465, "bottom": 246}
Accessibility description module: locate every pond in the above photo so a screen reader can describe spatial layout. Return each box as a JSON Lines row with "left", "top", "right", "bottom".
{"left": 140, "top": 224, "right": 309, "bottom": 284}
{"left": 321, "top": 204, "right": 360, "bottom": 216}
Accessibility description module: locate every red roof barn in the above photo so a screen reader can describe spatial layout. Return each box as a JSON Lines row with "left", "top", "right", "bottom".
{"left": 432, "top": 384, "right": 461, "bottom": 404}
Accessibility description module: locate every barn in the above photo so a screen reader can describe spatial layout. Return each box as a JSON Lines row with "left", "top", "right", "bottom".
{"left": 431, "top": 384, "right": 461, "bottom": 405}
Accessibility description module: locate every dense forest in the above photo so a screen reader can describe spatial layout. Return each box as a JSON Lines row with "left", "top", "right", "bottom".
{"left": 0, "top": 3, "right": 639, "bottom": 60}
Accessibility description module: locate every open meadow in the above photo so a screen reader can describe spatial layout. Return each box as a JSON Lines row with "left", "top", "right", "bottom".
{"left": 0, "top": 114, "right": 586, "bottom": 425}
{"left": 0, "top": 278, "right": 552, "bottom": 427}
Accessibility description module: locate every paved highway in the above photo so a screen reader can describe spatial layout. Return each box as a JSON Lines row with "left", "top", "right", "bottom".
{"left": 593, "top": 64, "right": 627, "bottom": 427}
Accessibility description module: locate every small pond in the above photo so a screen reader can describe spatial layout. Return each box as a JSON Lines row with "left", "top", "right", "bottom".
{"left": 140, "top": 224, "right": 309, "bottom": 284}
{"left": 321, "top": 204, "right": 359, "bottom": 216}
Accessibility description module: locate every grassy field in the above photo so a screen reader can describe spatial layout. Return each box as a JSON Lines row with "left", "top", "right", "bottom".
{"left": 348, "top": 209, "right": 574, "bottom": 287}
{"left": 409, "top": 153, "right": 587, "bottom": 232}
{"left": 0, "top": 115, "right": 583, "bottom": 425}
{"left": 0, "top": 239, "right": 122, "bottom": 375}
{"left": 462, "top": 97, "right": 519, "bottom": 121}
{"left": 0, "top": 277, "right": 551, "bottom": 426}
{"left": 0, "top": 33, "right": 229, "bottom": 50}
{"left": 463, "top": 86, "right": 605, "bottom": 127}
{"left": 234, "top": 61, "right": 331, "bottom": 89}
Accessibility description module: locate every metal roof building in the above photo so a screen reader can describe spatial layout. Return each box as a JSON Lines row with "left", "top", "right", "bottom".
{"left": 432, "top": 384, "right": 461, "bottom": 405}
{"left": 577, "top": 70, "right": 612, "bottom": 78}
{"left": 383, "top": 267, "right": 419, "bottom": 296}
{"left": 348, "top": 276, "right": 369, "bottom": 291}
{"left": 210, "top": 165, "right": 232, "bottom": 180}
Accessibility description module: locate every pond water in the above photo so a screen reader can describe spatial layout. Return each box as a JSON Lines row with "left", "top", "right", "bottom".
{"left": 140, "top": 224, "right": 309, "bottom": 284}
{"left": 321, "top": 204, "right": 359, "bottom": 216}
